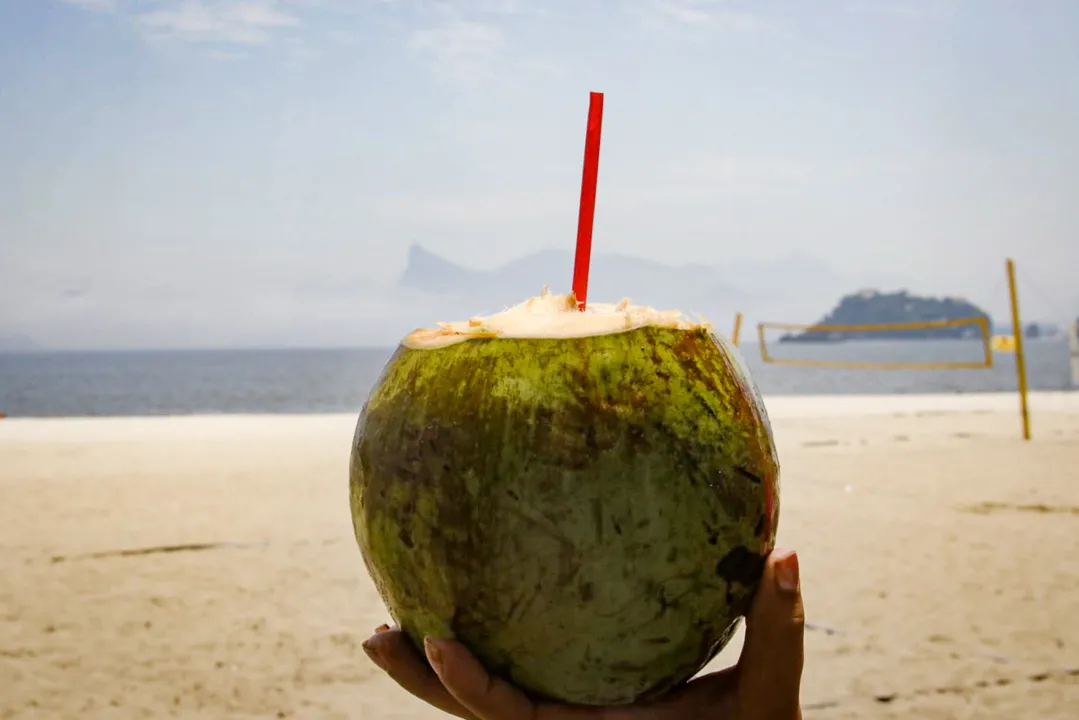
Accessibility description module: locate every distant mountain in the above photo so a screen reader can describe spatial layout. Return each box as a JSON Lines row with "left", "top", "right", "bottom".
{"left": 780, "top": 290, "right": 993, "bottom": 342}
{"left": 396, "top": 244, "right": 883, "bottom": 325}
{"left": 399, "top": 245, "right": 485, "bottom": 295}
{"left": 0, "top": 334, "right": 43, "bottom": 353}
{"left": 398, "top": 243, "right": 747, "bottom": 322}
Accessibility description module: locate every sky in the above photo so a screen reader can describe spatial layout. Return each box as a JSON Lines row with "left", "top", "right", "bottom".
{"left": 1, "top": 0, "right": 1077, "bottom": 349}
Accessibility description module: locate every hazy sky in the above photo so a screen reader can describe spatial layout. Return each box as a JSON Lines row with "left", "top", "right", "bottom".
{"left": 1, "top": 0, "right": 1077, "bottom": 348}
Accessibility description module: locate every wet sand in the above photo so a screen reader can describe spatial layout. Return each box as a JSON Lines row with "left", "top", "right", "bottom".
{"left": 1, "top": 392, "right": 1078, "bottom": 719}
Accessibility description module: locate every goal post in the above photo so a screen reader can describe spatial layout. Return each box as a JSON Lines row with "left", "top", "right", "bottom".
{"left": 1069, "top": 320, "right": 1079, "bottom": 389}
{"left": 755, "top": 316, "right": 994, "bottom": 370}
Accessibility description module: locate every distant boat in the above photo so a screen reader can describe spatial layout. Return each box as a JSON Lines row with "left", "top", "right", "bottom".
{"left": 991, "top": 335, "right": 1016, "bottom": 353}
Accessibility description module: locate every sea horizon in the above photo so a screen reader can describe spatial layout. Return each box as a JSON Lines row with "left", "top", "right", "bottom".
{"left": 1, "top": 338, "right": 1074, "bottom": 419}
{"left": 0, "top": 333, "right": 1058, "bottom": 355}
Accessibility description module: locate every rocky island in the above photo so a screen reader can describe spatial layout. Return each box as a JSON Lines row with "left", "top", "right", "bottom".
{"left": 779, "top": 290, "right": 993, "bottom": 342}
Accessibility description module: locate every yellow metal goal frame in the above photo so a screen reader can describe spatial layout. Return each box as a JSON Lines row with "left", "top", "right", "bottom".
{"left": 755, "top": 316, "right": 994, "bottom": 370}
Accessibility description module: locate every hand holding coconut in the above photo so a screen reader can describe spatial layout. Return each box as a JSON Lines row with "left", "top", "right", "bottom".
{"left": 362, "top": 548, "right": 804, "bottom": 719}
{"left": 350, "top": 292, "right": 789, "bottom": 713}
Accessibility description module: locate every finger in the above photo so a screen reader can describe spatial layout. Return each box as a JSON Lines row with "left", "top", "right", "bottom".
{"left": 424, "top": 638, "right": 543, "bottom": 720}
{"left": 423, "top": 639, "right": 642, "bottom": 720}
{"left": 736, "top": 549, "right": 805, "bottom": 718}
{"left": 430, "top": 637, "right": 723, "bottom": 720}
{"left": 362, "top": 627, "right": 476, "bottom": 720}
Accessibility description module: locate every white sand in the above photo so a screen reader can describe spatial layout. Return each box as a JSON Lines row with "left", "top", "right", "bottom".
{"left": 1, "top": 392, "right": 1078, "bottom": 719}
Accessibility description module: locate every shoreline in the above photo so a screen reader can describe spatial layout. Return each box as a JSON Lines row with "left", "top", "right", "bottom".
{"left": 0, "top": 390, "right": 1076, "bottom": 427}
{"left": 0, "top": 334, "right": 1071, "bottom": 355}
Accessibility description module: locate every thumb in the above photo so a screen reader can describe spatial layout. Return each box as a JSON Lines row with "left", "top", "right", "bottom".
{"left": 736, "top": 549, "right": 805, "bottom": 719}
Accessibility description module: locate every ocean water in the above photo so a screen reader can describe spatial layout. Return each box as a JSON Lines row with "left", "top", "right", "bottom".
{"left": 0, "top": 339, "right": 1073, "bottom": 418}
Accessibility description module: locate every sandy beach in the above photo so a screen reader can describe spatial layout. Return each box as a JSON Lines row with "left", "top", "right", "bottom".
{"left": 2, "top": 391, "right": 1078, "bottom": 719}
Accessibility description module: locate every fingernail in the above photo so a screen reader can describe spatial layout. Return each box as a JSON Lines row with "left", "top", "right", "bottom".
{"left": 774, "top": 550, "right": 800, "bottom": 594}
{"left": 374, "top": 624, "right": 390, "bottom": 634}
{"left": 424, "top": 637, "right": 443, "bottom": 672}
{"left": 362, "top": 639, "right": 386, "bottom": 670}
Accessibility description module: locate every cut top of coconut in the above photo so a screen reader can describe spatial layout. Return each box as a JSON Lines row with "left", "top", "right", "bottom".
{"left": 402, "top": 287, "right": 710, "bottom": 349}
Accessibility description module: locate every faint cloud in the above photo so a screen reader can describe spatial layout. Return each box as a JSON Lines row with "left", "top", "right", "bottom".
{"left": 844, "top": 0, "right": 958, "bottom": 21}
{"left": 410, "top": 0, "right": 533, "bottom": 17}
{"left": 57, "top": 0, "right": 304, "bottom": 49}
{"left": 630, "top": 0, "right": 773, "bottom": 34}
{"left": 58, "top": 0, "right": 117, "bottom": 11}
{"left": 470, "top": 0, "right": 528, "bottom": 14}
{"left": 135, "top": 1, "right": 300, "bottom": 46}
{"left": 57, "top": 0, "right": 531, "bottom": 72}
{"left": 408, "top": 20, "right": 505, "bottom": 87}
{"left": 398, "top": 0, "right": 547, "bottom": 85}
{"left": 205, "top": 48, "right": 249, "bottom": 61}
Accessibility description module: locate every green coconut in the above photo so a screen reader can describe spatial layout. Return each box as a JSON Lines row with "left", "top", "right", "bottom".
{"left": 349, "top": 289, "right": 780, "bottom": 706}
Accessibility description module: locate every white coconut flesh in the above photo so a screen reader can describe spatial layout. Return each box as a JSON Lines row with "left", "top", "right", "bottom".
{"left": 403, "top": 287, "right": 712, "bottom": 350}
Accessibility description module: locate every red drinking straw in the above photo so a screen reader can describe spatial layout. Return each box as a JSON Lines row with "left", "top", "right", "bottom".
{"left": 572, "top": 91, "right": 604, "bottom": 311}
